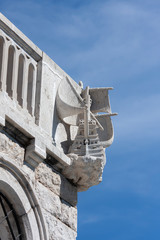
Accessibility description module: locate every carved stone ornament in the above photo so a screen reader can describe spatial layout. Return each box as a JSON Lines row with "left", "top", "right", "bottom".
{"left": 56, "top": 77, "right": 117, "bottom": 191}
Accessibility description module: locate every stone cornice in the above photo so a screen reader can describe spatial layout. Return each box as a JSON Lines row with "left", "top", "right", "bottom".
{"left": 0, "top": 13, "right": 42, "bottom": 61}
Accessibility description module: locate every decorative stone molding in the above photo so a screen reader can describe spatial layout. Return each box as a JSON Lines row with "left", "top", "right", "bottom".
{"left": 56, "top": 77, "right": 117, "bottom": 191}
{"left": 63, "top": 153, "right": 106, "bottom": 192}
{"left": 25, "top": 139, "right": 46, "bottom": 168}
{"left": 0, "top": 154, "right": 48, "bottom": 240}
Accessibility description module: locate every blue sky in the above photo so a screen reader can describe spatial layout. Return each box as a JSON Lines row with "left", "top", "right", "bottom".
{"left": 1, "top": 0, "right": 160, "bottom": 239}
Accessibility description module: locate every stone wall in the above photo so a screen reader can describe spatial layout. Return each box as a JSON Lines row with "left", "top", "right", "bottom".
{"left": 0, "top": 130, "right": 77, "bottom": 240}
{"left": 35, "top": 163, "right": 77, "bottom": 239}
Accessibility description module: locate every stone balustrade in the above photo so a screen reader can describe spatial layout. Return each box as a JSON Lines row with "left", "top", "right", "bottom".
{"left": 0, "top": 29, "right": 37, "bottom": 118}
{"left": 0, "top": 13, "right": 71, "bottom": 169}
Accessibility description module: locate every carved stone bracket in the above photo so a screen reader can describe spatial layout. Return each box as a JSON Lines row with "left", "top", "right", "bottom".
{"left": 25, "top": 139, "right": 46, "bottom": 169}
{"left": 62, "top": 153, "right": 106, "bottom": 192}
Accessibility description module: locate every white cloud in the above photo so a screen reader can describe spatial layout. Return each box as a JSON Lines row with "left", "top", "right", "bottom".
{"left": 81, "top": 215, "right": 104, "bottom": 224}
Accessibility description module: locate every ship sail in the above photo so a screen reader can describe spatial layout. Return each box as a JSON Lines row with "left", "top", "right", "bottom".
{"left": 88, "top": 88, "right": 113, "bottom": 113}
{"left": 56, "top": 77, "right": 85, "bottom": 125}
{"left": 56, "top": 77, "right": 117, "bottom": 149}
{"left": 57, "top": 79, "right": 114, "bottom": 124}
{"left": 56, "top": 77, "right": 117, "bottom": 156}
{"left": 96, "top": 113, "right": 117, "bottom": 148}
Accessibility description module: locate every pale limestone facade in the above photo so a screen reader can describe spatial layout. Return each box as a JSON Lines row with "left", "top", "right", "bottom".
{"left": 0, "top": 13, "right": 116, "bottom": 239}
{"left": 0, "top": 132, "right": 77, "bottom": 239}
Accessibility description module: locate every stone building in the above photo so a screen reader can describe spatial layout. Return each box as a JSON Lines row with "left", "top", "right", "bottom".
{"left": 0, "top": 13, "right": 116, "bottom": 239}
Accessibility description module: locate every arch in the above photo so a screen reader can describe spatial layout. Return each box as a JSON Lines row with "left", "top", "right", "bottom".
{"left": 27, "top": 63, "right": 35, "bottom": 114}
{"left": 6, "top": 45, "right": 15, "bottom": 97}
{"left": 0, "top": 36, "right": 4, "bottom": 88}
{"left": 0, "top": 155, "right": 47, "bottom": 240}
{"left": 17, "top": 54, "right": 25, "bottom": 106}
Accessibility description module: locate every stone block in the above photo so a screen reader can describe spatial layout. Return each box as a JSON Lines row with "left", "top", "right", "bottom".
{"left": 35, "top": 182, "right": 61, "bottom": 219}
{"left": 35, "top": 182, "right": 77, "bottom": 231}
{"left": 36, "top": 162, "right": 77, "bottom": 206}
{"left": 60, "top": 177, "right": 77, "bottom": 207}
{"left": 60, "top": 199, "right": 77, "bottom": 231}
{"left": 42, "top": 209, "right": 77, "bottom": 240}
{"left": 21, "top": 164, "right": 36, "bottom": 188}
{"left": 0, "top": 132, "right": 24, "bottom": 166}
{"left": 36, "top": 162, "right": 61, "bottom": 194}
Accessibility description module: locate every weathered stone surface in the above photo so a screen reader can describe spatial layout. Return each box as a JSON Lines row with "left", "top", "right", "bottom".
{"left": 0, "top": 132, "right": 24, "bottom": 166}
{"left": 0, "top": 157, "right": 44, "bottom": 240}
{"left": 60, "top": 177, "right": 77, "bottom": 207}
{"left": 0, "top": 131, "right": 77, "bottom": 238}
{"left": 63, "top": 153, "right": 106, "bottom": 191}
{"left": 36, "top": 162, "right": 77, "bottom": 206}
{"left": 21, "top": 164, "right": 36, "bottom": 187}
{"left": 42, "top": 209, "right": 77, "bottom": 240}
{"left": 35, "top": 182, "right": 77, "bottom": 231}
{"left": 36, "top": 162, "right": 61, "bottom": 195}
{"left": 61, "top": 199, "right": 77, "bottom": 231}
{"left": 36, "top": 182, "right": 61, "bottom": 219}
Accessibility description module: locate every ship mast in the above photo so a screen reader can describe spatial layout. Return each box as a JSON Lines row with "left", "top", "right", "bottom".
{"left": 83, "top": 86, "right": 91, "bottom": 155}
{"left": 84, "top": 87, "right": 90, "bottom": 139}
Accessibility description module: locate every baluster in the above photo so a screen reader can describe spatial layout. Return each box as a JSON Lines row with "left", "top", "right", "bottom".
{"left": 27, "top": 63, "right": 36, "bottom": 116}
{"left": 31, "top": 64, "right": 37, "bottom": 116}
{"left": 6, "top": 45, "right": 15, "bottom": 97}
{"left": 11, "top": 48, "right": 19, "bottom": 99}
{"left": 1, "top": 38, "right": 9, "bottom": 92}
{"left": 0, "top": 36, "right": 4, "bottom": 89}
{"left": 21, "top": 56, "right": 28, "bottom": 109}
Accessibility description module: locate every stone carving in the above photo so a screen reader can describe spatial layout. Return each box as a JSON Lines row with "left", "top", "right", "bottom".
{"left": 0, "top": 12, "right": 116, "bottom": 193}
{"left": 56, "top": 77, "right": 117, "bottom": 191}
{"left": 0, "top": 13, "right": 118, "bottom": 239}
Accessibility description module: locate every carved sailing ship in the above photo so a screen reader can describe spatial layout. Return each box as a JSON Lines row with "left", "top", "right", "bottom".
{"left": 56, "top": 77, "right": 117, "bottom": 157}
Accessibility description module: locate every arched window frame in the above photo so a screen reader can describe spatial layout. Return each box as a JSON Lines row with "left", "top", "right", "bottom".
{"left": 0, "top": 192, "right": 22, "bottom": 240}
{"left": 0, "top": 156, "right": 48, "bottom": 240}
